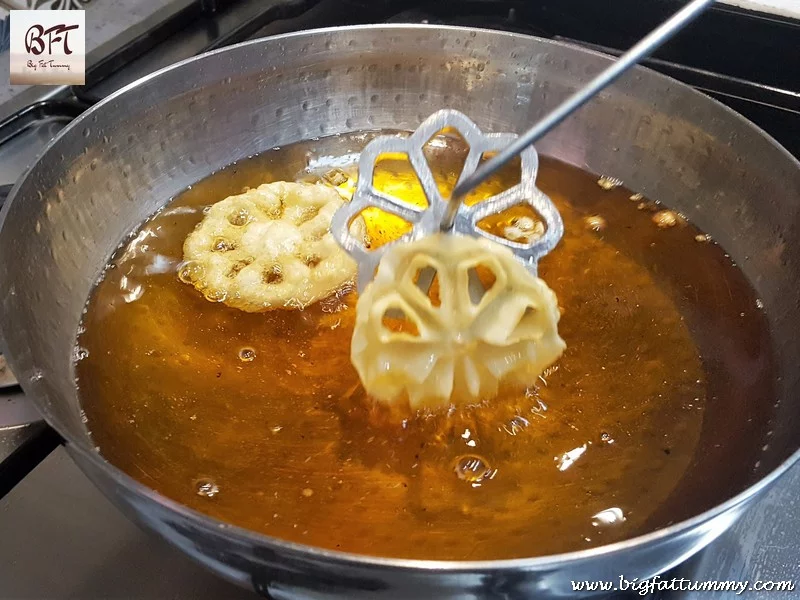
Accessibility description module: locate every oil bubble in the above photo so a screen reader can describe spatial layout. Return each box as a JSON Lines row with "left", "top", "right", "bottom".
{"left": 501, "top": 415, "right": 530, "bottom": 436}
{"left": 227, "top": 208, "right": 250, "bottom": 226}
{"left": 454, "top": 454, "right": 495, "bottom": 485}
{"left": 591, "top": 507, "right": 626, "bottom": 527}
{"left": 504, "top": 216, "right": 544, "bottom": 242}
{"left": 584, "top": 215, "right": 606, "bottom": 232}
{"left": 178, "top": 261, "right": 204, "bottom": 284}
{"left": 212, "top": 237, "right": 236, "bottom": 252}
{"left": 203, "top": 288, "right": 227, "bottom": 303}
{"left": 239, "top": 347, "right": 257, "bottom": 362}
{"left": 195, "top": 478, "right": 219, "bottom": 498}
{"left": 653, "top": 210, "right": 679, "bottom": 228}
{"left": 556, "top": 444, "right": 587, "bottom": 471}
{"left": 596, "top": 176, "right": 622, "bottom": 190}
{"left": 637, "top": 200, "right": 660, "bottom": 212}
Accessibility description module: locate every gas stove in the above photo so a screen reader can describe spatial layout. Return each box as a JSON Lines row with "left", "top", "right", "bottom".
{"left": 0, "top": 0, "right": 798, "bottom": 597}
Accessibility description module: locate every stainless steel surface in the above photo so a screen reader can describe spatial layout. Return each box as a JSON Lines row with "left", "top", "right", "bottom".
{"left": 0, "top": 25, "right": 799, "bottom": 598}
{"left": 0, "top": 421, "right": 41, "bottom": 458}
{"left": 449, "top": 0, "right": 716, "bottom": 203}
{"left": 0, "top": 392, "right": 41, "bottom": 429}
{"left": 0, "top": 447, "right": 253, "bottom": 599}
{"left": 0, "top": 117, "right": 72, "bottom": 186}
{"left": 330, "top": 110, "right": 563, "bottom": 289}
{"left": 3, "top": 452, "right": 796, "bottom": 598}
{"left": 678, "top": 462, "right": 800, "bottom": 600}
{"left": 0, "top": 421, "right": 56, "bottom": 493}
{"left": 0, "top": 118, "right": 71, "bottom": 439}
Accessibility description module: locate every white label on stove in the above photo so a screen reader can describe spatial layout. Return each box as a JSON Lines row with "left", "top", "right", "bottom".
{"left": 8, "top": 10, "right": 85, "bottom": 85}
{"left": 720, "top": 0, "right": 800, "bottom": 18}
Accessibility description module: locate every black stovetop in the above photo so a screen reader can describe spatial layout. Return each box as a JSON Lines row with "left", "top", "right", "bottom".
{"left": 0, "top": 0, "right": 798, "bottom": 597}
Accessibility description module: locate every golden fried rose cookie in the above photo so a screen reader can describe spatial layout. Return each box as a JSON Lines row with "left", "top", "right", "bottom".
{"left": 351, "top": 234, "right": 566, "bottom": 409}
{"left": 180, "top": 182, "right": 358, "bottom": 311}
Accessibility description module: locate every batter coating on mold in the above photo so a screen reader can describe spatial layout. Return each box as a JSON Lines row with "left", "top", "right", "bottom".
{"left": 351, "top": 233, "right": 566, "bottom": 409}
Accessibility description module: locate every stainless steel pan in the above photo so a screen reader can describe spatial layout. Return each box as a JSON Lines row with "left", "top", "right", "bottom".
{"left": 1, "top": 25, "right": 798, "bottom": 598}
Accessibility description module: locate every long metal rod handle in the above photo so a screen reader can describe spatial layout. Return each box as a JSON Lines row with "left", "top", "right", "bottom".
{"left": 440, "top": 0, "right": 716, "bottom": 232}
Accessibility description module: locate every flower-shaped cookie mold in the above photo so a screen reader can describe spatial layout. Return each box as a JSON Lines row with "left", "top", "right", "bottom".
{"left": 351, "top": 234, "right": 566, "bottom": 409}
{"left": 331, "top": 109, "right": 564, "bottom": 290}
{"left": 181, "top": 182, "right": 361, "bottom": 311}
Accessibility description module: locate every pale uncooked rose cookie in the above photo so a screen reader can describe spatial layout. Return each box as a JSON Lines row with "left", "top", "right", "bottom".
{"left": 180, "top": 181, "right": 359, "bottom": 312}
{"left": 351, "top": 234, "right": 566, "bottom": 409}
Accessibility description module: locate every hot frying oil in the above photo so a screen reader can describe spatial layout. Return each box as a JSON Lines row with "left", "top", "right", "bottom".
{"left": 76, "top": 133, "right": 763, "bottom": 560}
